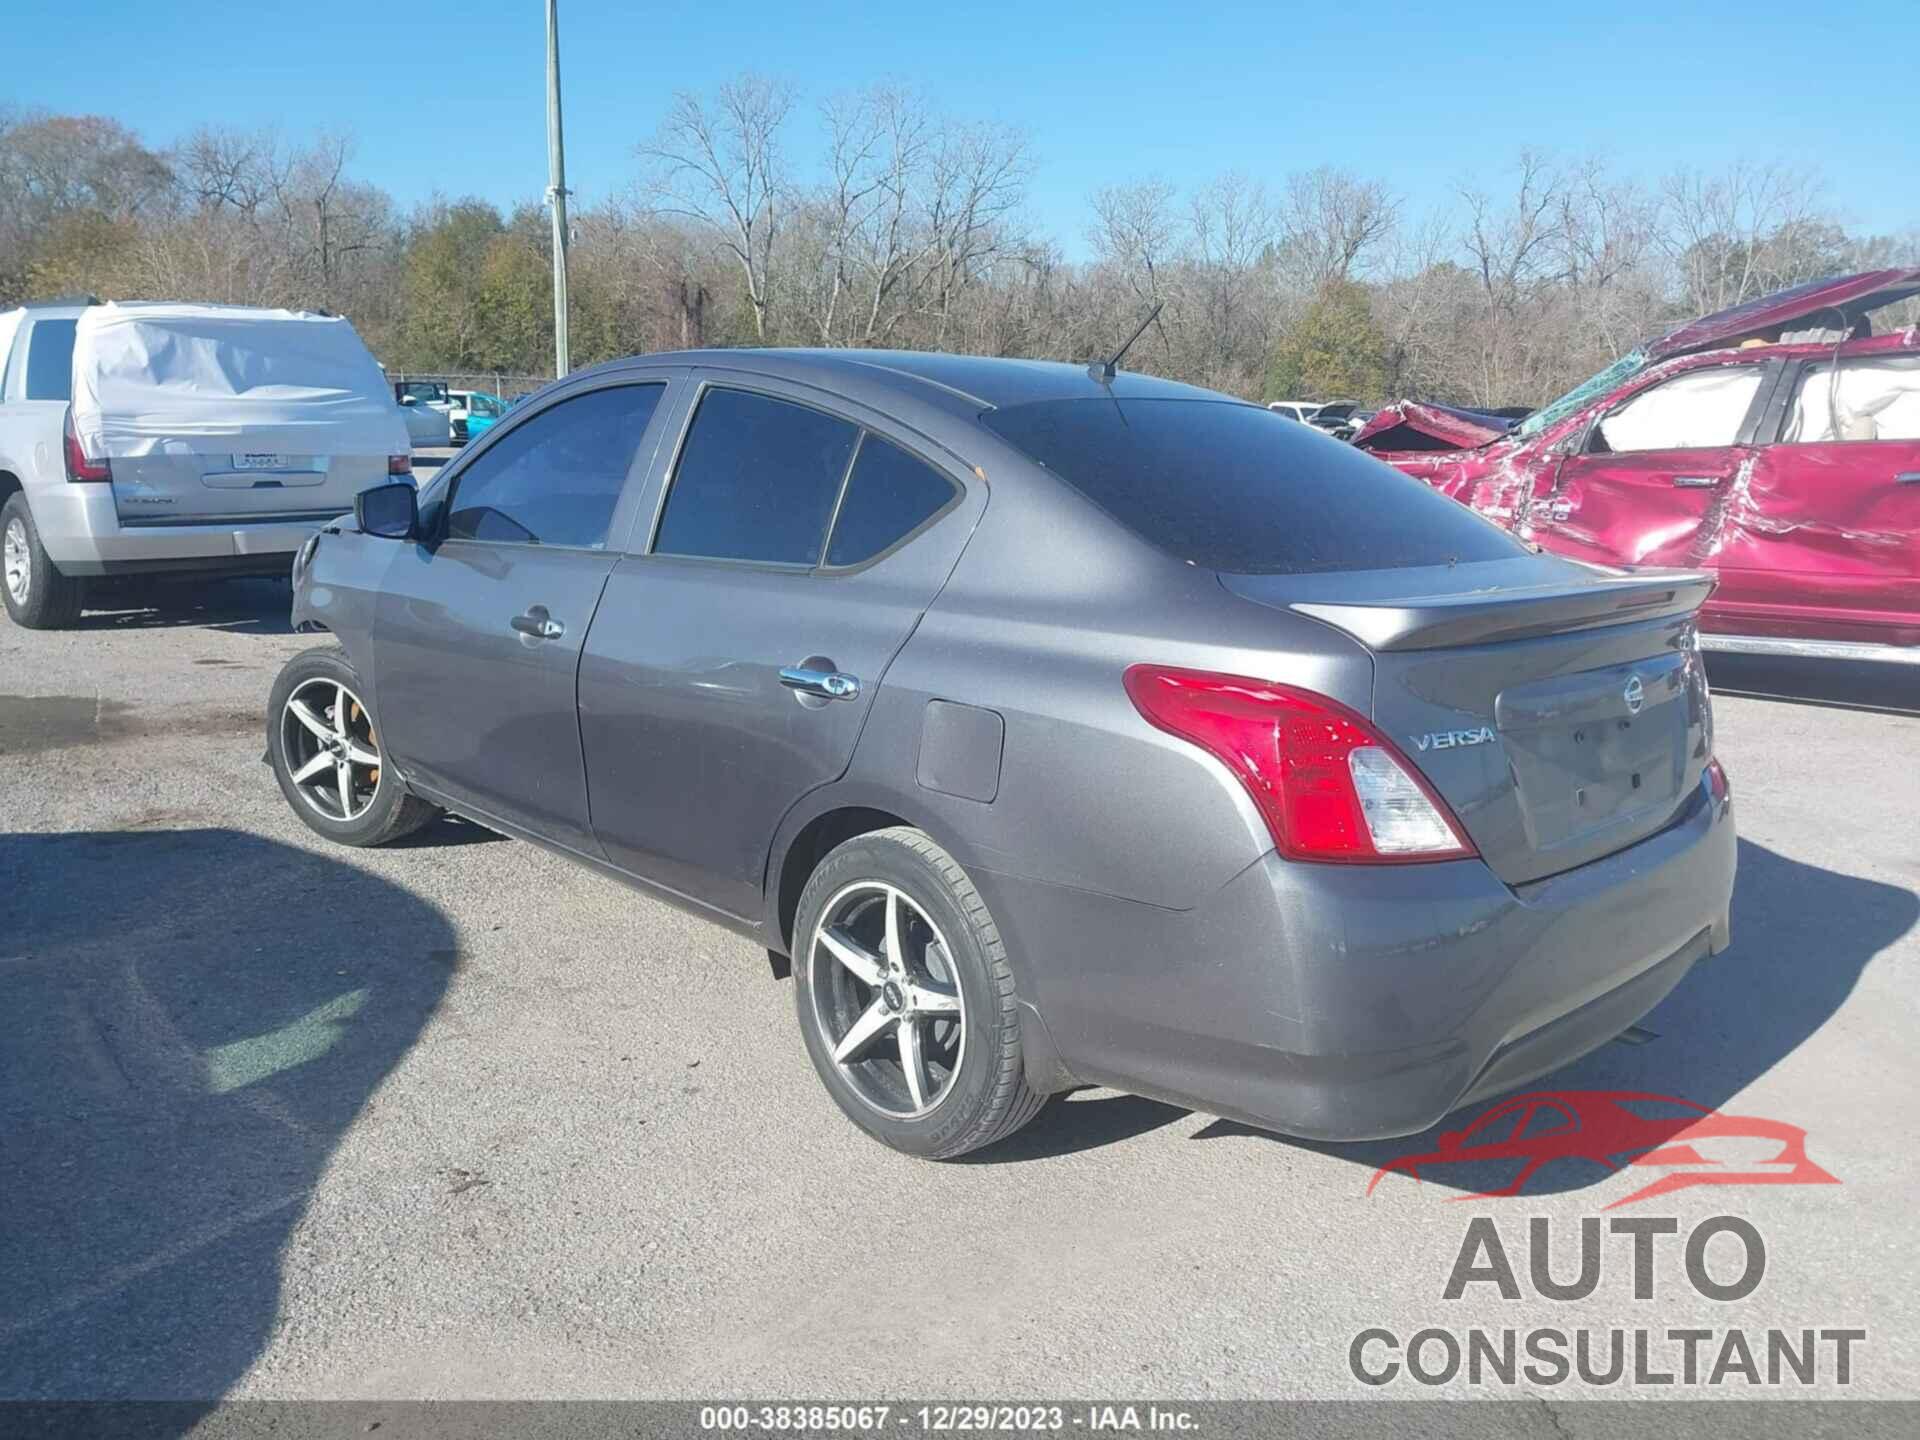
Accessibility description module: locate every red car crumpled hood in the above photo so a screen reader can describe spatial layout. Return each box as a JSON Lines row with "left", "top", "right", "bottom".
{"left": 1352, "top": 401, "right": 1511, "bottom": 454}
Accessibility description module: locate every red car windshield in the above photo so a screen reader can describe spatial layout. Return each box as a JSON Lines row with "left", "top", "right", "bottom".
{"left": 1511, "top": 349, "right": 1648, "bottom": 442}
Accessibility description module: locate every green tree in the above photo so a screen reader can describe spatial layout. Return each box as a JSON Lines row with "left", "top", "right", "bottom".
{"left": 397, "top": 200, "right": 506, "bottom": 369}
{"left": 1265, "top": 280, "right": 1390, "bottom": 403}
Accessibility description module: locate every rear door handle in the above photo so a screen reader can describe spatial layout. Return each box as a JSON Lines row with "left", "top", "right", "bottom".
{"left": 1671, "top": 475, "right": 1722, "bottom": 488}
{"left": 1896, "top": 472, "right": 1920, "bottom": 485}
{"left": 779, "top": 666, "right": 861, "bottom": 700}
{"left": 510, "top": 606, "right": 565, "bottom": 640}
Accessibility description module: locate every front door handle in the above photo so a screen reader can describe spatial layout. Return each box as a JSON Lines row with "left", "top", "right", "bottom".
{"left": 1896, "top": 472, "right": 1920, "bottom": 485}
{"left": 1671, "top": 475, "right": 1722, "bottom": 488}
{"left": 510, "top": 606, "right": 565, "bottom": 640}
{"left": 779, "top": 666, "right": 861, "bottom": 701}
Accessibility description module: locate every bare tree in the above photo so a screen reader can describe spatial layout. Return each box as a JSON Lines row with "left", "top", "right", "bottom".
{"left": 1659, "top": 160, "right": 1826, "bottom": 314}
{"left": 639, "top": 75, "right": 795, "bottom": 341}
{"left": 1276, "top": 167, "right": 1398, "bottom": 289}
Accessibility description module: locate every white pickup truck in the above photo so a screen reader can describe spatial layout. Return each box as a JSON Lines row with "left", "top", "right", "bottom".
{"left": 0, "top": 300, "right": 410, "bottom": 628}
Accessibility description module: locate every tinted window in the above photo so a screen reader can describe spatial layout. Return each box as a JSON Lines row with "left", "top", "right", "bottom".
{"left": 654, "top": 388, "right": 859, "bottom": 565}
{"left": 825, "top": 435, "right": 958, "bottom": 567}
{"left": 447, "top": 383, "right": 662, "bottom": 548}
{"left": 982, "top": 398, "right": 1523, "bottom": 574}
{"left": 25, "top": 319, "right": 78, "bottom": 400}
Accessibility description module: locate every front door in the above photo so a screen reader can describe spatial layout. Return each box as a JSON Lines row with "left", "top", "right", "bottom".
{"left": 371, "top": 379, "right": 672, "bottom": 850}
{"left": 579, "top": 379, "right": 982, "bottom": 918}
{"left": 1535, "top": 360, "right": 1772, "bottom": 568}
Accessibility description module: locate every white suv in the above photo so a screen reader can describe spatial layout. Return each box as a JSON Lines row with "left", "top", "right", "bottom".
{"left": 0, "top": 300, "right": 409, "bottom": 628}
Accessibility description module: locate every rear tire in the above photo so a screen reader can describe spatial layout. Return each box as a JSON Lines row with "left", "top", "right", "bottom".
{"left": 792, "top": 827, "right": 1045, "bottom": 1159}
{"left": 2, "top": 494, "right": 86, "bottom": 629}
{"left": 268, "top": 645, "right": 440, "bottom": 847}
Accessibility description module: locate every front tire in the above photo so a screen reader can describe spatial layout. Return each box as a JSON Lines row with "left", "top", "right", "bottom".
{"left": 2, "top": 493, "right": 86, "bottom": 629}
{"left": 792, "top": 827, "right": 1045, "bottom": 1159}
{"left": 267, "top": 645, "right": 440, "bottom": 846}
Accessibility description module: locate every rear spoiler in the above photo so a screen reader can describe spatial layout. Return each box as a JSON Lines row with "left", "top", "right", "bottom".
{"left": 1290, "top": 571, "right": 1715, "bottom": 652}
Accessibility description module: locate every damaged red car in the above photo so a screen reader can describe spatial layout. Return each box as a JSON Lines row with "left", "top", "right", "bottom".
{"left": 1355, "top": 270, "right": 1920, "bottom": 661}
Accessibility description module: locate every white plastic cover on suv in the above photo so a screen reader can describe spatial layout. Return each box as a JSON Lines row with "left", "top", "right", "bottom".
{"left": 69, "top": 303, "right": 408, "bottom": 460}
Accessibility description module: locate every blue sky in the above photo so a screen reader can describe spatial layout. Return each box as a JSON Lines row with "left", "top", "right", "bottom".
{"left": 9, "top": 1, "right": 1917, "bottom": 256}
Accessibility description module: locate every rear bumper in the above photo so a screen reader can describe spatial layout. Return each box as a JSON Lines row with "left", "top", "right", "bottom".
{"left": 981, "top": 773, "right": 1736, "bottom": 1142}
{"left": 28, "top": 482, "right": 327, "bottom": 576}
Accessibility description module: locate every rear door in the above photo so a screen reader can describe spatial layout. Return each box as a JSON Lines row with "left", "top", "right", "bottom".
{"left": 578, "top": 376, "right": 982, "bottom": 918}
{"left": 370, "top": 379, "right": 673, "bottom": 850}
{"left": 1534, "top": 360, "right": 1772, "bottom": 567}
{"left": 1711, "top": 353, "right": 1920, "bottom": 646}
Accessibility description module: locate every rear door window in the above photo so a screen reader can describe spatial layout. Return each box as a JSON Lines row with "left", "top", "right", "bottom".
{"left": 446, "top": 383, "right": 663, "bottom": 548}
{"left": 1783, "top": 356, "right": 1920, "bottom": 443}
{"left": 24, "top": 319, "right": 78, "bottom": 401}
{"left": 982, "top": 396, "right": 1521, "bottom": 575}
{"left": 824, "top": 434, "right": 959, "bottom": 567}
{"left": 653, "top": 387, "right": 859, "bottom": 565}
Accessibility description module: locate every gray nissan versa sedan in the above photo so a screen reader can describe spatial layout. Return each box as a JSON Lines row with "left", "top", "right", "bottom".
{"left": 265, "top": 349, "right": 1736, "bottom": 1159}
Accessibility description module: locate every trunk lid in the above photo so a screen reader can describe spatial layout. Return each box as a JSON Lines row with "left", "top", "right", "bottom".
{"left": 1224, "top": 557, "right": 1715, "bottom": 885}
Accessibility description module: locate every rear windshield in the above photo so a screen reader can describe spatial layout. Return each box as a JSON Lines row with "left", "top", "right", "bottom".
{"left": 981, "top": 397, "right": 1524, "bottom": 574}
{"left": 24, "top": 319, "right": 77, "bottom": 400}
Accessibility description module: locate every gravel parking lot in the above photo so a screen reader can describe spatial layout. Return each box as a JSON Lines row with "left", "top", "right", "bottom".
{"left": 2, "top": 575, "right": 1916, "bottom": 1408}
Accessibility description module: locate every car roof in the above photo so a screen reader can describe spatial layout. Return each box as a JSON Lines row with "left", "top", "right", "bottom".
{"left": 576, "top": 347, "right": 1235, "bottom": 419}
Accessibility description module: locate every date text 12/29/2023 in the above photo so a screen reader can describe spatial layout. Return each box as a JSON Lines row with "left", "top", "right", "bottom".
{"left": 699, "top": 1405, "right": 1201, "bottom": 1433}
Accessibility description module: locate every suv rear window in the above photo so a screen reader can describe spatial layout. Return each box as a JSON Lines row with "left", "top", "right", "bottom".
{"left": 24, "top": 319, "right": 78, "bottom": 401}
{"left": 981, "top": 398, "right": 1522, "bottom": 574}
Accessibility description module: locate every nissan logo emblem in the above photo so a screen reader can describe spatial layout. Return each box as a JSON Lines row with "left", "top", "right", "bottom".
{"left": 1623, "top": 675, "right": 1645, "bottom": 716}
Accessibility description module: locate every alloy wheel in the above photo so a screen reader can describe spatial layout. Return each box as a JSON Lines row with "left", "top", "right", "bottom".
{"left": 808, "top": 881, "right": 967, "bottom": 1119}
{"left": 3, "top": 517, "right": 29, "bottom": 606}
{"left": 280, "top": 676, "right": 383, "bottom": 823}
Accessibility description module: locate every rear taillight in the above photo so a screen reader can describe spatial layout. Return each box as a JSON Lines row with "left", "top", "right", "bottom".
{"left": 388, "top": 453, "right": 413, "bottom": 477}
{"left": 1704, "top": 757, "right": 1730, "bottom": 806}
{"left": 64, "top": 413, "right": 111, "bottom": 483}
{"left": 1123, "top": 665, "right": 1477, "bottom": 864}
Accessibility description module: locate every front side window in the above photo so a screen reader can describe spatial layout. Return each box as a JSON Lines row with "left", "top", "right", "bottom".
{"left": 24, "top": 319, "right": 78, "bottom": 401}
{"left": 824, "top": 434, "right": 959, "bottom": 567}
{"left": 653, "top": 388, "right": 859, "bottom": 565}
{"left": 1592, "top": 366, "right": 1764, "bottom": 454}
{"left": 445, "top": 383, "right": 663, "bottom": 548}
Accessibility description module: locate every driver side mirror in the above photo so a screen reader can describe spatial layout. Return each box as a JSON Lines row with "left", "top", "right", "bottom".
{"left": 355, "top": 481, "right": 419, "bottom": 540}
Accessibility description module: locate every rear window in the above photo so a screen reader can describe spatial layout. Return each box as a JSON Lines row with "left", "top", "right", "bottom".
{"left": 24, "top": 319, "right": 77, "bottom": 400}
{"left": 981, "top": 398, "right": 1523, "bottom": 574}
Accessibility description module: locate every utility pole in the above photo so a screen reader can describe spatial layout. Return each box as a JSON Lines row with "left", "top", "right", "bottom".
{"left": 544, "top": 0, "right": 571, "bottom": 377}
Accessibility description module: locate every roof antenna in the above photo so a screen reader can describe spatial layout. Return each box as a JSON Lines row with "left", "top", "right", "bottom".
{"left": 1088, "top": 302, "right": 1164, "bottom": 384}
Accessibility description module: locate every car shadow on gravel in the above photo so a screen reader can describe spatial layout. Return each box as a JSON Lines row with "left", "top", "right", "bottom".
{"left": 1016, "top": 840, "right": 1913, "bottom": 1196}
{"left": 0, "top": 828, "right": 454, "bottom": 1412}
{"left": 68, "top": 578, "right": 293, "bottom": 634}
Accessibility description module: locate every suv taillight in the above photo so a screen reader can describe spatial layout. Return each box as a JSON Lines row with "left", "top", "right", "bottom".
{"left": 1123, "top": 665, "right": 1477, "bottom": 864}
{"left": 388, "top": 453, "right": 413, "bottom": 477}
{"left": 64, "top": 412, "right": 111, "bottom": 482}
